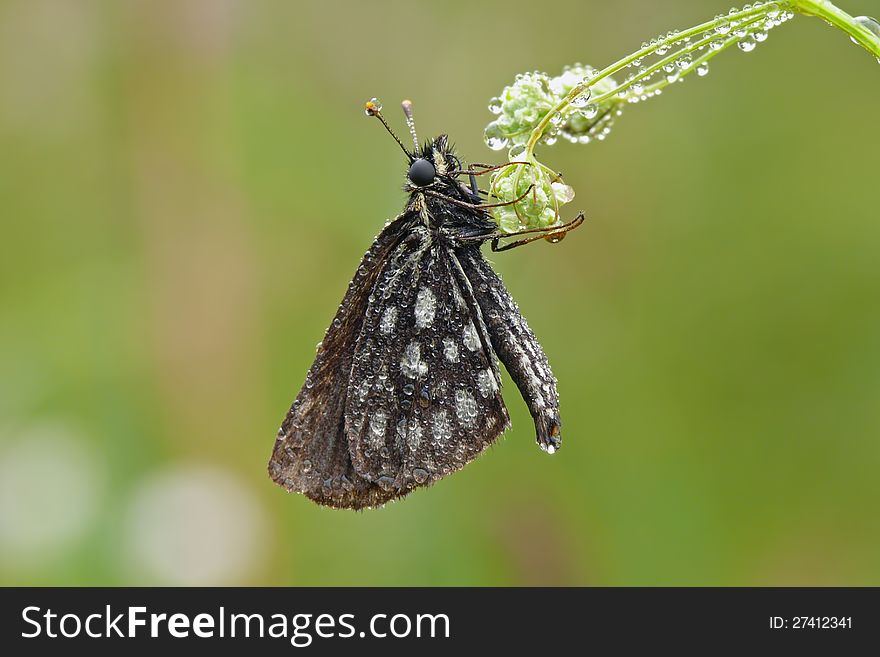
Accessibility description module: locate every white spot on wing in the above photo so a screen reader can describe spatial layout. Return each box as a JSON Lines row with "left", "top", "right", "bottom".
{"left": 380, "top": 307, "right": 397, "bottom": 335}
{"left": 476, "top": 369, "right": 498, "bottom": 398}
{"left": 455, "top": 389, "right": 478, "bottom": 426}
{"left": 432, "top": 410, "right": 451, "bottom": 444}
{"left": 463, "top": 322, "right": 480, "bottom": 352}
{"left": 414, "top": 288, "right": 436, "bottom": 329}
{"left": 400, "top": 341, "right": 428, "bottom": 379}
{"left": 443, "top": 338, "right": 459, "bottom": 363}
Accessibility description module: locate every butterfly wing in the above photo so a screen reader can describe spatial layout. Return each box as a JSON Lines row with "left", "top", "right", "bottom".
{"left": 457, "top": 247, "right": 563, "bottom": 453}
{"left": 268, "top": 213, "right": 418, "bottom": 509}
{"left": 344, "top": 235, "right": 510, "bottom": 499}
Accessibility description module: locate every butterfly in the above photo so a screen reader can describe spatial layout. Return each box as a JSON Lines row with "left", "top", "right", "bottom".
{"left": 268, "top": 99, "right": 584, "bottom": 509}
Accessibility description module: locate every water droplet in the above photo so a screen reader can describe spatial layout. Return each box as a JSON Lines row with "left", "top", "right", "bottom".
{"left": 364, "top": 97, "right": 382, "bottom": 115}
{"left": 754, "top": 29, "right": 768, "bottom": 42}
{"left": 715, "top": 20, "right": 731, "bottom": 35}
{"left": 852, "top": 16, "right": 880, "bottom": 44}
{"left": 571, "top": 90, "right": 591, "bottom": 108}
{"left": 583, "top": 104, "right": 599, "bottom": 120}
{"left": 697, "top": 62, "right": 710, "bottom": 77}
{"left": 486, "top": 136, "right": 508, "bottom": 151}
{"left": 738, "top": 35, "right": 757, "bottom": 52}
{"left": 418, "top": 385, "right": 431, "bottom": 408}
{"left": 488, "top": 96, "right": 502, "bottom": 114}
{"left": 412, "top": 468, "right": 429, "bottom": 484}
{"left": 301, "top": 459, "right": 312, "bottom": 473}
{"left": 376, "top": 476, "right": 395, "bottom": 492}
{"left": 508, "top": 143, "right": 526, "bottom": 158}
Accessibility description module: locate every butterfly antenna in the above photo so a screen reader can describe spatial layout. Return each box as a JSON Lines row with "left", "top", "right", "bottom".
{"left": 401, "top": 99, "right": 420, "bottom": 152}
{"left": 364, "top": 98, "right": 414, "bottom": 162}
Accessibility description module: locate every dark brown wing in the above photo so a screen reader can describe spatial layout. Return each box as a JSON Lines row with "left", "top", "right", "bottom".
{"left": 268, "top": 212, "right": 418, "bottom": 509}
{"left": 457, "top": 248, "right": 563, "bottom": 453}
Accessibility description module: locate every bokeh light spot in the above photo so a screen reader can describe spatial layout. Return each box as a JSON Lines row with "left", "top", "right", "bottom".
{"left": 124, "top": 464, "right": 268, "bottom": 585}
{"left": 0, "top": 422, "right": 104, "bottom": 566}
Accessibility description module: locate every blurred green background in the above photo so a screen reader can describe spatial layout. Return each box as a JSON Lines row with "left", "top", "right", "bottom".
{"left": 1, "top": 0, "right": 878, "bottom": 586}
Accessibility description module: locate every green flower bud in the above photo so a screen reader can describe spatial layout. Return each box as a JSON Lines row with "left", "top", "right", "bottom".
{"left": 551, "top": 64, "right": 622, "bottom": 144}
{"left": 485, "top": 65, "right": 623, "bottom": 151}
{"left": 488, "top": 163, "right": 575, "bottom": 233}
{"left": 484, "top": 72, "right": 556, "bottom": 150}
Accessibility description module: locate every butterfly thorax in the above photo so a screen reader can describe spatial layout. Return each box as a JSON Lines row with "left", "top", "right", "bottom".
{"left": 404, "top": 135, "right": 496, "bottom": 241}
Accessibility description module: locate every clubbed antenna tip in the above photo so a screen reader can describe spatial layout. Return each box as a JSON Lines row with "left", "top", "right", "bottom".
{"left": 364, "top": 97, "right": 413, "bottom": 161}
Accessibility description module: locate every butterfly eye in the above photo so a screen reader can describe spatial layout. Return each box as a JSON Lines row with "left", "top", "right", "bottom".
{"left": 408, "top": 158, "right": 435, "bottom": 187}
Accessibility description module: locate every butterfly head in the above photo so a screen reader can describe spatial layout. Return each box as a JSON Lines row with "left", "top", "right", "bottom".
{"left": 365, "top": 99, "right": 464, "bottom": 193}
{"left": 407, "top": 134, "right": 461, "bottom": 187}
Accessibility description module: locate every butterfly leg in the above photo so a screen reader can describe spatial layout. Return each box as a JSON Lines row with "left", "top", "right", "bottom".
{"left": 467, "top": 167, "right": 479, "bottom": 197}
{"left": 489, "top": 213, "right": 586, "bottom": 252}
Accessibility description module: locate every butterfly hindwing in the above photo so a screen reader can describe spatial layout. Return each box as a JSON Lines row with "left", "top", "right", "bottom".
{"left": 269, "top": 213, "right": 419, "bottom": 509}
{"left": 345, "top": 234, "right": 510, "bottom": 497}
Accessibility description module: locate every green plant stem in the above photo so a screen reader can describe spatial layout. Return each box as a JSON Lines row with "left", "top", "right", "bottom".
{"left": 497, "top": 0, "right": 877, "bottom": 232}
{"left": 793, "top": 0, "right": 880, "bottom": 59}
{"left": 523, "top": 0, "right": 879, "bottom": 161}
{"left": 590, "top": 14, "right": 766, "bottom": 106}
{"left": 523, "top": 3, "right": 780, "bottom": 158}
